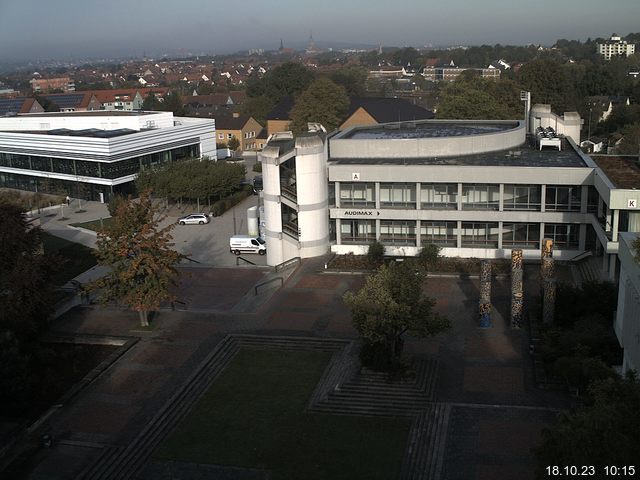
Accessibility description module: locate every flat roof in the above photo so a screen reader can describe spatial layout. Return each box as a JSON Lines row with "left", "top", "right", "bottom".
{"left": 16, "top": 111, "right": 157, "bottom": 117}
{"left": 342, "top": 121, "right": 519, "bottom": 140}
{"left": 329, "top": 138, "right": 588, "bottom": 168}
{"left": 592, "top": 156, "right": 640, "bottom": 189}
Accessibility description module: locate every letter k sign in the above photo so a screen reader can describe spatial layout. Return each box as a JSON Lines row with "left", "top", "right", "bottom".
{"left": 628, "top": 199, "right": 637, "bottom": 208}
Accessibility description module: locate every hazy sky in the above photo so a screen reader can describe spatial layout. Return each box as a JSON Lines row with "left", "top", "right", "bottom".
{"left": 0, "top": 0, "right": 639, "bottom": 60}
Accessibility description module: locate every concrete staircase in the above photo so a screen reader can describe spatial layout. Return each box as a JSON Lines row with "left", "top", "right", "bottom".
{"left": 574, "top": 256, "right": 604, "bottom": 285}
{"left": 78, "top": 335, "right": 446, "bottom": 480}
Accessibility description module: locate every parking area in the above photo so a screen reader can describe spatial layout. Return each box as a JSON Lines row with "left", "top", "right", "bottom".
{"left": 159, "top": 193, "right": 268, "bottom": 267}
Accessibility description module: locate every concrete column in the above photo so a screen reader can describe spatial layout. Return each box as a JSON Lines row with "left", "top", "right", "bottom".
{"left": 609, "top": 254, "right": 617, "bottom": 281}
{"left": 612, "top": 209, "right": 620, "bottom": 241}
{"left": 457, "top": 183, "right": 463, "bottom": 210}
{"left": 580, "top": 185, "right": 589, "bottom": 214}
{"left": 579, "top": 224, "right": 587, "bottom": 251}
{"left": 539, "top": 222, "right": 545, "bottom": 249}
{"left": 479, "top": 260, "right": 492, "bottom": 327}
{"left": 457, "top": 220, "right": 462, "bottom": 248}
{"left": 511, "top": 249, "right": 524, "bottom": 329}
{"left": 416, "top": 220, "right": 422, "bottom": 248}
{"left": 498, "top": 221, "right": 503, "bottom": 249}
{"left": 540, "top": 184, "right": 546, "bottom": 212}
{"left": 415, "top": 182, "right": 421, "bottom": 210}
{"left": 499, "top": 184, "right": 504, "bottom": 212}
{"left": 542, "top": 278, "right": 557, "bottom": 324}
{"left": 376, "top": 218, "right": 381, "bottom": 240}
{"left": 336, "top": 218, "right": 342, "bottom": 245}
{"left": 375, "top": 182, "right": 380, "bottom": 210}
{"left": 335, "top": 181, "right": 341, "bottom": 208}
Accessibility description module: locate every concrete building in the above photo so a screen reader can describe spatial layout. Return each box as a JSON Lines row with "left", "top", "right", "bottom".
{"left": 259, "top": 107, "right": 640, "bottom": 283}
{"left": 0, "top": 111, "right": 216, "bottom": 201}
{"left": 598, "top": 34, "right": 636, "bottom": 60}
{"left": 614, "top": 232, "right": 640, "bottom": 374}
{"left": 30, "top": 76, "right": 75, "bottom": 93}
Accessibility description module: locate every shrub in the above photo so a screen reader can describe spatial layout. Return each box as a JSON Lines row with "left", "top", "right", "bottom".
{"left": 107, "top": 194, "right": 126, "bottom": 217}
{"left": 417, "top": 243, "right": 441, "bottom": 269}
{"left": 252, "top": 162, "right": 262, "bottom": 173}
{"left": 367, "top": 240, "right": 385, "bottom": 266}
{"left": 210, "top": 186, "right": 252, "bottom": 217}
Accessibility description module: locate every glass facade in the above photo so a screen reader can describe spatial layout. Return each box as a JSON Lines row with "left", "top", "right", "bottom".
{"left": 380, "top": 220, "right": 416, "bottom": 245}
{"left": 502, "top": 223, "right": 540, "bottom": 249}
{"left": 339, "top": 182, "right": 376, "bottom": 208}
{"left": 544, "top": 223, "right": 579, "bottom": 249}
{"left": 420, "top": 221, "right": 457, "bottom": 247}
{"left": 0, "top": 144, "right": 199, "bottom": 180}
{"left": 545, "top": 185, "right": 581, "bottom": 212}
{"left": 462, "top": 184, "right": 500, "bottom": 210}
{"left": 0, "top": 144, "right": 200, "bottom": 201}
{"left": 340, "top": 220, "right": 375, "bottom": 244}
{"left": 379, "top": 183, "right": 416, "bottom": 209}
{"left": 420, "top": 183, "right": 457, "bottom": 209}
{"left": 461, "top": 222, "right": 499, "bottom": 247}
{"left": 503, "top": 185, "right": 541, "bottom": 211}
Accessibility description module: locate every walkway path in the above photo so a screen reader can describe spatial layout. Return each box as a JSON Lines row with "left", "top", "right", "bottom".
{"left": 19, "top": 256, "right": 569, "bottom": 480}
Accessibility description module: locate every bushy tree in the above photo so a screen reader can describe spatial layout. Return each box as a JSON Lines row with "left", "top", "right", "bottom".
{"left": 343, "top": 262, "right": 449, "bottom": 370}
{"left": 0, "top": 202, "right": 54, "bottom": 340}
{"left": 367, "top": 239, "right": 385, "bottom": 266}
{"left": 534, "top": 373, "right": 640, "bottom": 475}
{"left": 517, "top": 59, "right": 578, "bottom": 113}
{"left": 228, "top": 136, "right": 240, "bottom": 151}
{"left": 289, "top": 77, "right": 349, "bottom": 133}
{"left": 437, "top": 75, "right": 523, "bottom": 120}
{"left": 89, "top": 191, "right": 184, "bottom": 327}
{"left": 330, "top": 66, "right": 368, "bottom": 97}
{"left": 246, "top": 62, "right": 315, "bottom": 104}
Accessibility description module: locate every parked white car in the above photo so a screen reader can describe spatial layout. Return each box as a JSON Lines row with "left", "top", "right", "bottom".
{"left": 177, "top": 213, "right": 210, "bottom": 225}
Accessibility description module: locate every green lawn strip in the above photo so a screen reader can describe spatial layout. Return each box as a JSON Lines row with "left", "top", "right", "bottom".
{"left": 41, "top": 232, "right": 97, "bottom": 285}
{"left": 155, "top": 348, "right": 410, "bottom": 480}
{"left": 69, "top": 217, "right": 113, "bottom": 232}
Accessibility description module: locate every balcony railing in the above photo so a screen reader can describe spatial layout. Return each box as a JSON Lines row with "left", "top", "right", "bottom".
{"left": 281, "top": 184, "right": 297, "bottom": 202}
{"left": 283, "top": 222, "right": 299, "bottom": 239}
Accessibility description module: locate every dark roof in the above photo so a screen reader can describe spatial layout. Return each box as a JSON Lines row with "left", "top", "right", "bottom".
{"left": 39, "top": 93, "right": 91, "bottom": 109}
{"left": 0, "top": 97, "right": 34, "bottom": 116}
{"left": 346, "top": 97, "right": 434, "bottom": 124}
{"left": 592, "top": 156, "right": 640, "bottom": 189}
{"left": 266, "top": 96, "right": 295, "bottom": 120}
{"left": 47, "top": 128, "right": 137, "bottom": 138}
{"left": 330, "top": 141, "right": 586, "bottom": 168}
{"left": 215, "top": 115, "right": 250, "bottom": 130}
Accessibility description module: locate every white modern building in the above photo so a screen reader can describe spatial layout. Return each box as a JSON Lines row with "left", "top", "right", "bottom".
{"left": 0, "top": 111, "right": 216, "bottom": 201}
{"left": 598, "top": 34, "right": 636, "bottom": 60}
{"left": 615, "top": 232, "right": 640, "bottom": 375}
{"left": 260, "top": 106, "right": 640, "bottom": 286}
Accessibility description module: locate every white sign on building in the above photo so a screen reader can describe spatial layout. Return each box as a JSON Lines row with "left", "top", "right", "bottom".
{"left": 629, "top": 199, "right": 638, "bottom": 209}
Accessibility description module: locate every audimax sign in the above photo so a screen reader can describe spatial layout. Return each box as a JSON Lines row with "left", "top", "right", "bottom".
{"left": 343, "top": 210, "right": 380, "bottom": 216}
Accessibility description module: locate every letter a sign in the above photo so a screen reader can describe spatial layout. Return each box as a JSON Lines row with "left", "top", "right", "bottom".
{"left": 352, "top": 172, "right": 360, "bottom": 181}
{"left": 629, "top": 199, "right": 637, "bottom": 208}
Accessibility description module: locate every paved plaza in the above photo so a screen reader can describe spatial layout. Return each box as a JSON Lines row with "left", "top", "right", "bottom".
{"left": 13, "top": 233, "right": 570, "bottom": 479}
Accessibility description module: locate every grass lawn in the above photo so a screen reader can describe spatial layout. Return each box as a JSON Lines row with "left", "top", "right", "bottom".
{"left": 41, "top": 232, "right": 97, "bottom": 285}
{"left": 155, "top": 348, "right": 411, "bottom": 480}
{"left": 70, "top": 216, "right": 113, "bottom": 232}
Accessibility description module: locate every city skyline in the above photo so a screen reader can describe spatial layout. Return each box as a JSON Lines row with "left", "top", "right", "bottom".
{"left": 0, "top": 0, "right": 639, "bottom": 61}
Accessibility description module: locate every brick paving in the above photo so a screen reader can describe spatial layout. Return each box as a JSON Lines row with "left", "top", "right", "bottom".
{"left": 17, "top": 257, "right": 571, "bottom": 480}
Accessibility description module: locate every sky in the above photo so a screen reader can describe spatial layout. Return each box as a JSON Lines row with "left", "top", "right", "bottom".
{"left": 0, "top": 0, "right": 639, "bottom": 61}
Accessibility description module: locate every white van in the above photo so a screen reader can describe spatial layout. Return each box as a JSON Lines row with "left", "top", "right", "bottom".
{"left": 229, "top": 235, "right": 266, "bottom": 255}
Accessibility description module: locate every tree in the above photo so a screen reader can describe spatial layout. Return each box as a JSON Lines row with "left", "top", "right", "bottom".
{"left": 246, "top": 62, "right": 315, "bottom": 104}
{"left": 617, "top": 123, "right": 640, "bottom": 155}
{"left": 517, "top": 59, "right": 578, "bottom": 113}
{"left": 289, "top": 77, "right": 349, "bottom": 133}
{"left": 330, "top": 66, "right": 369, "bottom": 97}
{"left": 227, "top": 136, "right": 240, "bottom": 151}
{"left": 239, "top": 95, "right": 275, "bottom": 125}
{"left": 89, "top": 191, "right": 184, "bottom": 327}
{"left": 343, "top": 262, "right": 449, "bottom": 370}
{"left": 141, "top": 92, "right": 162, "bottom": 111}
{"left": 534, "top": 373, "right": 640, "bottom": 475}
{"left": 437, "top": 75, "right": 522, "bottom": 120}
